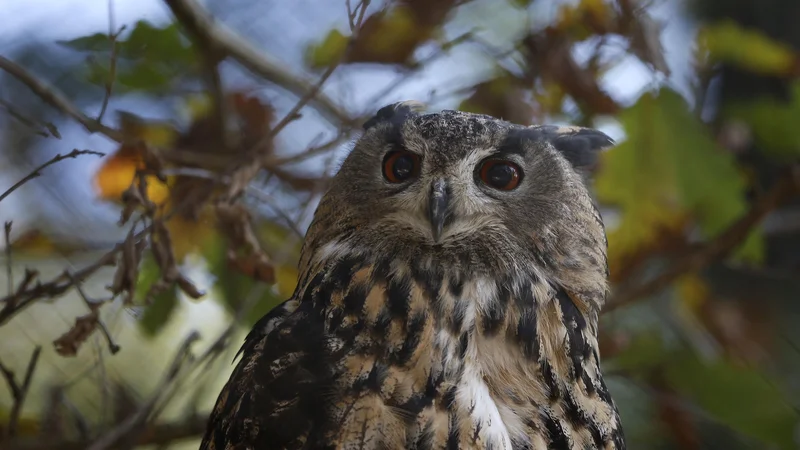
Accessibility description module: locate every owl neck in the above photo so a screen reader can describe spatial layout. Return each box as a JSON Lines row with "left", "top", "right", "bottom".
{"left": 297, "top": 244, "right": 624, "bottom": 448}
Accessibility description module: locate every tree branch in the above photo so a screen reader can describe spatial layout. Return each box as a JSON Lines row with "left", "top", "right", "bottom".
{"left": 605, "top": 166, "right": 800, "bottom": 313}
{"left": 0, "top": 56, "right": 123, "bottom": 142}
{"left": 0, "top": 346, "right": 42, "bottom": 442}
{"left": 161, "top": 0, "right": 357, "bottom": 128}
{"left": 0, "top": 149, "right": 105, "bottom": 203}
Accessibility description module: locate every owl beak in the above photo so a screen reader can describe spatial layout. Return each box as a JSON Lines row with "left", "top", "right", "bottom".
{"left": 428, "top": 179, "right": 450, "bottom": 243}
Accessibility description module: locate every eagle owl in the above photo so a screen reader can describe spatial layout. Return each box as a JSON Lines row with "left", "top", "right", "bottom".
{"left": 200, "top": 101, "right": 626, "bottom": 450}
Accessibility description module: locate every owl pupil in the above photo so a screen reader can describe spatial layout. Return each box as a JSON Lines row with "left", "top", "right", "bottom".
{"left": 487, "top": 164, "right": 513, "bottom": 187}
{"left": 392, "top": 155, "right": 415, "bottom": 180}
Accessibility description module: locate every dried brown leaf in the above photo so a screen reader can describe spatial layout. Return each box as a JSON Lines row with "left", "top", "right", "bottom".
{"left": 53, "top": 311, "right": 100, "bottom": 357}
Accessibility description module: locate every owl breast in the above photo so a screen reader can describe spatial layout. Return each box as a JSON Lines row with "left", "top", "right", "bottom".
{"left": 302, "top": 243, "right": 623, "bottom": 450}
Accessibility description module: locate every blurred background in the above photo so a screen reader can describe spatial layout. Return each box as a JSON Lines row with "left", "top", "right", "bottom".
{"left": 1, "top": 0, "right": 799, "bottom": 448}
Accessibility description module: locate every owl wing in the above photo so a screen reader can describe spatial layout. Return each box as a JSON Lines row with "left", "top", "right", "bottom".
{"left": 198, "top": 297, "right": 330, "bottom": 450}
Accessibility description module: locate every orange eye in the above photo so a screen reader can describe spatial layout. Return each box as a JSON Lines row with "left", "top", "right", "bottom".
{"left": 478, "top": 159, "right": 522, "bottom": 190}
{"left": 383, "top": 151, "right": 421, "bottom": 183}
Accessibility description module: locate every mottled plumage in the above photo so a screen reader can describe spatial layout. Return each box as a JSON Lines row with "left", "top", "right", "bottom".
{"left": 200, "top": 101, "right": 626, "bottom": 450}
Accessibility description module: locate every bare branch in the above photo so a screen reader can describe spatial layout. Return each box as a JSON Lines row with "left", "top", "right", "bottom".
{"left": 66, "top": 272, "right": 120, "bottom": 355}
{"left": 0, "top": 56, "right": 123, "bottom": 142}
{"left": 0, "top": 244, "right": 118, "bottom": 327}
{"left": 0, "top": 98, "right": 61, "bottom": 138}
{"left": 96, "top": 0, "right": 123, "bottom": 124}
{"left": 4, "top": 222, "right": 11, "bottom": 297}
{"left": 161, "top": 0, "right": 356, "bottom": 127}
{"left": 605, "top": 165, "right": 800, "bottom": 313}
{"left": 0, "top": 149, "right": 105, "bottom": 203}
{"left": 85, "top": 331, "right": 200, "bottom": 450}
{"left": 0, "top": 346, "right": 42, "bottom": 442}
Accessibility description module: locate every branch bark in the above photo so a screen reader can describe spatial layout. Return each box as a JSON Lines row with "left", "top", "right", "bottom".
{"left": 0, "top": 149, "right": 105, "bottom": 203}
{"left": 0, "top": 56, "right": 123, "bottom": 142}
{"left": 162, "top": 0, "right": 357, "bottom": 128}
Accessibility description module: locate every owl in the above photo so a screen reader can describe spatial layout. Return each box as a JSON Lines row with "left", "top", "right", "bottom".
{"left": 200, "top": 101, "right": 626, "bottom": 450}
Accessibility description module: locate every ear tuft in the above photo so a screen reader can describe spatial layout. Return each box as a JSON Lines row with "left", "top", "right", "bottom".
{"left": 528, "top": 125, "right": 615, "bottom": 174}
{"left": 363, "top": 100, "right": 427, "bottom": 131}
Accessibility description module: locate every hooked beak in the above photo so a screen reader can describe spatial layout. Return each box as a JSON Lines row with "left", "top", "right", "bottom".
{"left": 428, "top": 179, "right": 450, "bottom": 243}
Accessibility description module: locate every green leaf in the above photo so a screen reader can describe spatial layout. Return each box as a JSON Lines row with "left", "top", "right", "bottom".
{"left": 596, "top": 89, "right": 763, "bottom": 265}
{"left": 134, "top": 254, "right": 179, "bottom": 336}
{"left": 666, "top": 353, "right": 798, "bottom": 449}
{"left": 58, "top": 32, "right": 112, "bottom": 52}
{"left": 139, "top": 287, "right": 179, "bottom": 337}
{"left": 699, "top": 20, "right": 798, "bottom": 77}
{"left": 120, "top": 21, "right": 194, "bottom": 65}
{"left": 305, "top": 29, "right": 349, "bottom": 70}
{"left": 59, "top": 20, "right": 198, "bottom": 93}
{"left": 724, "top": 81, "right": 800, "bottom": 160}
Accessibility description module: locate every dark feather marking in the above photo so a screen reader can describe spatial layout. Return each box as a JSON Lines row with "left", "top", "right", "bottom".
{"left": 398, "top": 392, "right": 433, "bottom": 418}
{"left": 415, "top": 418, "right": 435, "bottom": 450}
{"left": 540, "top": 359, "right": 561, "bottom": 402}
{"left": 556, "top": 288, "right": 588, "bottom": 380}
{"left": 543, "top": 412, "right": 570, "bottom": 450}
{"left": 446, "top": 412, "right": 460, "bottom": 450}
{"left": 386, "top": 274, "right": 411, "bottom": 321}
{"left": 449, "top": 276, "right": 464, "bottom": 298}
{"left": 411, "top": 263, "right": 443, "bottom": 302}
{"left": 482, "top": 280, "right": 510, "bottom": 335}
{"left": 450, "top": 298, "right": 468, "bottom": 334}
{"left": 581, "top": 371, "right": 597, "bottom": 396}
{"left": 441, "top": 385, "right": 457, "bottom": 411}
{"left": 343, "top": 282, "right": 369, "bottom": 313}
{"left": 595, "top": 371, "right": 614, "bottom": 405}
{"left": 393, "top": 311, "right": 426, "bottom": 364}
{"left": 363, "top": 362, "right": 389, "bottom": 393}
{"left": 458, "top": 332, "right": 469, "bottom": 359}
{"left": 516, "top": 309, "right": 539, "bottom": 361}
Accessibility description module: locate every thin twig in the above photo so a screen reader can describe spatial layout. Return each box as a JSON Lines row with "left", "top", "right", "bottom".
{"left": 0, "top": 346, "right": 42, "bottom": 441}
{"left": 251, "top": 0, "right": 373, "bottom": 152}
{"left": 0, "top": 241, "right": 119, "bottom": 327}
{"left": 605, "top": 166, "right": 800, "bottom": 313}
{"left": 85, "top": 331, "right": 200, "bottom": 450}
{"left": 0, "top": 98, "right": 60, "bottom": 138}
{"left": 96, "top": 0, "right": 121, "bottom": 124}
{"left": 66, "top": 272, "right": 121, "bottom": 354}
{"left": 161, "top": 0, "right": 356, "bottom": 127}
{"left": 4, "top": 222, "right": 11, "bottom": 297}
{"left": 0, "top": 149, "right": 105, "bottom": 203}
{"left": 0, "top": 56, "right": 123, "bottom": 141}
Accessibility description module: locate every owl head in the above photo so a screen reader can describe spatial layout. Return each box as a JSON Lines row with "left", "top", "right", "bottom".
{"left": 304, "top": 101, "right": 615, "bottom": 310}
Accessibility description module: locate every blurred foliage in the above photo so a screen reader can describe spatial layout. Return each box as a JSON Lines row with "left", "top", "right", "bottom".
{"left": 2, "top": 0, "right": 800, "bottom": 448}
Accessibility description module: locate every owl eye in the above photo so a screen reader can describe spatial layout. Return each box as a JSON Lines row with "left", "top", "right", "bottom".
{"left": 478, "top": 159, "right": 522, "bottom": 191}
{"left": 383, "top": 150, "right": 421, "bottom": 183}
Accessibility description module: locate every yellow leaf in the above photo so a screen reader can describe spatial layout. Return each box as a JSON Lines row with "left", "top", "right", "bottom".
{"left": 118, "top": 112, "right": 180, "bottom": 148}
{"left": 306, "top": 29, "right": 349, "bottom": 69}
{"left": 9, "top": 229, "right": 59, "bottom": 255}
{"left": 93, "top": 144, "right": 170, "bottom": 204}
